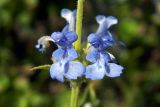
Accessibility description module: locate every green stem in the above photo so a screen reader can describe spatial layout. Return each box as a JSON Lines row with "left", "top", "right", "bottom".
{"left": 70, "top": 81, "right": 80, "bottom": 107}
{"left": 70, "top": 0, "right": 84, "bottom": 107}
{"left": 74, "top": 0, "right": 84, "bottom": 52}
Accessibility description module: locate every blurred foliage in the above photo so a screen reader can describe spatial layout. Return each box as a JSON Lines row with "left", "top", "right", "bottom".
{"left": 0, "top": 0, "right": 160, "bottom": 107}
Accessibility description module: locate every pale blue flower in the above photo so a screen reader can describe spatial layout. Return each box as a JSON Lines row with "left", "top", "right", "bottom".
{"left": 50, "top": 31, "right": 84, "bottom": 82}
{"left": 49, "top": 9, "right": 84, "bottom": 82}
{"left": 85, "top": 15, "right": 124, "bottom": 80}
{"left": 36, "top": 8, "right": 84, "bottom": 82}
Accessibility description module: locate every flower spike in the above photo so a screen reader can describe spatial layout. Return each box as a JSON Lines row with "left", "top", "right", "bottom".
{"left": 35, "top": 8, "right": 124, "bottom": 82}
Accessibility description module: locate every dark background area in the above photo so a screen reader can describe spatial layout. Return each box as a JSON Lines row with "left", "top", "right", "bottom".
{"left": 0, "top": 0, "right": 160, "bottom": 107}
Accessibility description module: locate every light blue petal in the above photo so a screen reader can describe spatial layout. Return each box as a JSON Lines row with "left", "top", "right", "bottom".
{"left": 86, "top": 47, "right": 98, "bottom": 63}
{"left": 88, "top": 33, "right": 98, "bottom": 43}
{"left": 96, "top": 15, "right": 108, "bottom": 33}
{"left": 50, "top": 63, "right": 65, "bottom": 82}
{"left": 61, "top": 9, "right": 72, "bottom": 19}
{"left": 95, "top": 15, "right": 106, "bottom": 24}
{"left": 51, "top": 32, "right": 63, "bottom": 42}
{"left": 96, "top": 15, "right": 118, "bottom": 33}
{"left": 106, "top": 63, "right": 124, "bottom": 77}
{"left": 105, "top": 16, "right": 118, "bottom": 28}
{"left": 65, "top": 61, "right": 84, "bottom": 80}
{"left": 65, "top": 31, "right": 78, "bottom": 44}
{"left": 68, "top": 9, "right": 76, "bottom": 31}
{"left": 61, "top": 9, "right": 76, "bottom": 31}
{"left": 85, "top": 62, "right": 106, "bottom": 80}
{"left": 52, "top": 48, "right": 65, "bottom": 61}
{"left": 67, "top": 47, "right": 78, "bottom": 60}
{"left": 96, "top": 15, "right": 118, "bottom": 28}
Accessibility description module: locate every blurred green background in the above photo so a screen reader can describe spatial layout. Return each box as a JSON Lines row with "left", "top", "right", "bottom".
{"left": 0, "top": 0, "right": 160, "bottom": 107}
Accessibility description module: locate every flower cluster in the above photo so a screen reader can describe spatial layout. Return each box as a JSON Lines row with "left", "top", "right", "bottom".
{"left": 85, "top": 15, "right": 123, "bottom": 80}
{"left": 35, "top": 8, "right": 124, "bottom": 82}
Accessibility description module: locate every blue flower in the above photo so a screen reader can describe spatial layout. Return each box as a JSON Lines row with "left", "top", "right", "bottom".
{"left": 35, "top": 8, "right": 84, "bottom": 82}
{"left": 50, "top": 31, "right": 84, "bottom": 82}
{"left": 85, "top": 15, "right": 124, "bottom": 80}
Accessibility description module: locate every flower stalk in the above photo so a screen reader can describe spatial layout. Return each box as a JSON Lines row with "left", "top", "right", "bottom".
{"left": 34, "top": 0, "right": 124, "bottom": 106}
{"left": 70, "top": 0, "right": 84, "bottom": 107}
{"left": 74, "top": 0, "right": 84, "bottom": 52}
{"left": 70, "top": 81, "right": 80, "bottom": 107}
